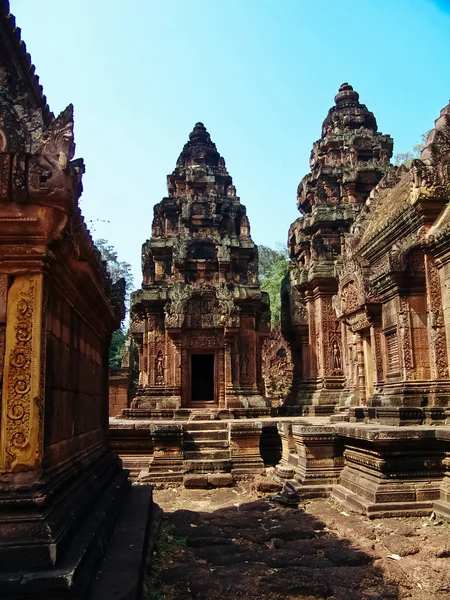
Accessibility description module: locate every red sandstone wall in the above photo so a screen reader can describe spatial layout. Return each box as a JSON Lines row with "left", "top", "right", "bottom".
{"left": 109, "top": 371, "right": 130, "bottom": 417}
{"left": 44, "top": 290, "right": 108, "bottom": 467}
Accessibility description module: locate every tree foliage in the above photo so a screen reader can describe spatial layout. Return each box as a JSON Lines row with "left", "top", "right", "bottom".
{"left": 94, "top": 238, "right": 134, "bottom": 369}
{"left": 94, "top": 238, "right": 134, "bottom": 295}
{"left": 394, "top": 131, "right": 430, "bottom": 167}
{"left": 258, "top": 244, "right": 289, "bottom": 327}
{"left": 109, "top": 328, "right": 127, "bottom": 368}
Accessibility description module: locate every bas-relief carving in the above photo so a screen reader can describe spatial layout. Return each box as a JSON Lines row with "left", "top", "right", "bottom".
{"left": 284, "top": 88, "right": 450, "bottom": 412}
{"left": 426, "top": 255, "right": 449, "bottom": 379}
{"left": 155, "top": 350, "right": 164, "bottom": 385}
{"left": 183, "top": 334, "right": 222, "bottom": 349}
{"left": 0, "top": 275, "right": 44, "bottom": 472}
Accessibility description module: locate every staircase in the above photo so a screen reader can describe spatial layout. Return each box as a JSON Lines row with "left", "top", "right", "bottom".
{"left": 183, "top": 421, "right": 231, "bottom": 474}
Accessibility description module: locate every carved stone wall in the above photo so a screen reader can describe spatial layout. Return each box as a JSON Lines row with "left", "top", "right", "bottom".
{"left": 335, "top": 100, "right": 450, "bottom": 422}
{"left": 0, "top": 4, "right": 127, "bottom": 589}
{"left": 262, "top": 326, "right": 294, "bottom": 405}
{"left": 129, "top": 123, "right": 270, "bottom": 412}
{"left": 283, "top": 83, "right": 393, "bottom": 413}
{"left": 285, "top": 87, "right": 450, "bottom": 422}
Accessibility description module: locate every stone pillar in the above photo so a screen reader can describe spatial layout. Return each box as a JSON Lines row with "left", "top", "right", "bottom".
{"left": 371, "top": 325, "right": 384, "bottom": 388}
{"left": 291, "top": 424, "right": 344, "bottom": 497}
{"left": 426, "top": 255, "right": 449, "bottom": 381}
{"left": 230, "top": 421, "right": 264, "bottom": 479}
{"left": 274, "top": 421, "right": 296, "bottom": 482}
{"left": 355, "top": 333, "right": 366, "bottom": 403}
{"left": 217, "top": 347, "right": 225, "bottom": 407}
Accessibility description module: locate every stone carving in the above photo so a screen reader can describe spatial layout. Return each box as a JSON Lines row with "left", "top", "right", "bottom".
{"left": 240, "top": 349, "right": 249, "bottom": 383}
{"left": 129, "top": 122, "right": 268, "bottom": 408}
{"left": 184, "top": 335, "right": 221, "bottom": 349}
{"left": 283, "top": 83, "right": 392, "bottom": 409}
{"left": 0, "top": 275, "right": 43, "bottom": 472}
{"left": 164, "top": 283, "right": 191, "bottom": 328}
{"left": 261, "top": 327, "right": 294, "bottom": 403}
{"left": 332, "top": 340, "right": 342, "bottom": 373}
{"left": 155, "top": 350, "right": 164, "bottom": 384}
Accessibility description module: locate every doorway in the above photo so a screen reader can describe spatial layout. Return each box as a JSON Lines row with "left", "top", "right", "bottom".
{"left": 190, "top": 353, "right": 215, "bottom": 403}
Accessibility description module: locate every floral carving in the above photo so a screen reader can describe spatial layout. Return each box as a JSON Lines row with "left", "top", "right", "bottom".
{"left": 0, "top": 275, "right": 44, "bottom": 472}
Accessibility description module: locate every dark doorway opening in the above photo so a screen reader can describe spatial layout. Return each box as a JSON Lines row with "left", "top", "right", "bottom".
{"left": 191, "top": 354, "right": 215, "bottom": 402}
{"left": 259, "top": 426, "right": 282, "bottom": 466}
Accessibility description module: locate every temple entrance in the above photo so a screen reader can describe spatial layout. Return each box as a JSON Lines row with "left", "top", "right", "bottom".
{"left": 190, "top": 353, "right": 216, "bottom": 404}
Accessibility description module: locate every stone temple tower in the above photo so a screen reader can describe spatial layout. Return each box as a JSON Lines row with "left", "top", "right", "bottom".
{"left": 129, "top": 122, "right": 270, "bottom": 413}
{"left": 283, "top": 83, "right": 393, "bottom": 413}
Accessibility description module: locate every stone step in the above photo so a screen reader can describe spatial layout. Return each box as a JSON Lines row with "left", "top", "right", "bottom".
{"left": 143, "top": 473, "right": 185, "bottom": 483}
{"left": 184, "top": 439, "right": 230, "bottom": 450}
{"left": 184, "top": 429, "right": 229, "bottom": 441}
{"left": 147, "top": 465, "right": 184, "bottom": 474}
{"left": 184, "top": 449, "right": 231, "bottom": 461}
{"left": 184, "top": 459, "right": 232, "bottom": 473}
{"left": 185, "top": 421, "right": 228, "bottom": 431}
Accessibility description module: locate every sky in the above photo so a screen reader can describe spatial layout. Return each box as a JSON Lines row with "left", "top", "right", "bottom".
{"left": 11, "top": 0, "right": 450, "bottom": 288}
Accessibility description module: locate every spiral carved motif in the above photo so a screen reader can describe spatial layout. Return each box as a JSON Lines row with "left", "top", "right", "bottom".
{"left": 1, "top": 275, "right": 43, "bottom": 471}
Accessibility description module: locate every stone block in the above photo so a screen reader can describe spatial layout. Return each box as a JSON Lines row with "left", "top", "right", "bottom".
{"left": 184, "top": 474, "right": 209, "bottom": 489}
{"left": 254, "top": 476, "right": 282, "bottom": 493}
{"left": 207, "top": 473, "right": 233, "bottom": 487}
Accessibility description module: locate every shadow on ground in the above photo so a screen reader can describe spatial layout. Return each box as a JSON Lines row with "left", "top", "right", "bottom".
{"left": 145, "top": 494, "right": 398, "bottom": 600}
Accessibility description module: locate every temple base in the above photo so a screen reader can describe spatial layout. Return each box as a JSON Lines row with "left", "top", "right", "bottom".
{"left": 0, "top": 467, "right": 130, "bottom": 599}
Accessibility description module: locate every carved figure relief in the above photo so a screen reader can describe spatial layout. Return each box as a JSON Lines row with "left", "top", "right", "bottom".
{"left": 332, "top": 340, "right": 342, "bottom": 373}
{"left": 155, "top": 351, "right": 164, "bottom": 384}
{"left": 240, "top": 349, "right": 249, "bottom": 382}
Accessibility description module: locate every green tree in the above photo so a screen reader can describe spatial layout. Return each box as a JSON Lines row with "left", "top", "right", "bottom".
{"left": 109, "top": 329, "right": 127, "bottom": 368}
{"left": 394, "top": 131, "right": 430, "bottom": 167}
{"left": 258, "top": 244, "right": 289, "bottom": 327}
{"left": 94, "top": 238, "right": 134, "bottom": 369}
{"left": 94, "top": 238, "right": 134, "bottom": 297}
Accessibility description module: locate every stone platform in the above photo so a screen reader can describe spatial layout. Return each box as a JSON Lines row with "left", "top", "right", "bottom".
{"left": 109, "top": 415, "right": 329, "bottom": 485}
{"left": 274, "top": 420, "right": 450, "bottom": 518}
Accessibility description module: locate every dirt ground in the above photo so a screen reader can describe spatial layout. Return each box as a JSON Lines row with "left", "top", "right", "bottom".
{"left": 144, "top": 482, "right": 450, "bottom": 600}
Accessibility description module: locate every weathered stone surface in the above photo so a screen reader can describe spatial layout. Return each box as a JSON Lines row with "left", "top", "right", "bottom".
{"left": 184, "top": 474, "right": 209, "bottom": 488}
{"left": 0, "top": 4, "right": 129, "bottom": 597}
{"left": 207, "top": 473, "right": 233, "bottom": 487}
{"left": 253, "top": 476, "right": 282, "bottom": 493}
{"left": 283, "top": 83, "right": 393, "bottom": 413}
{"left": 127, "top": 122, "right": 270, "bottom": 413}
{"left": 262, "top": 325, "right": 294, "bottom": 405}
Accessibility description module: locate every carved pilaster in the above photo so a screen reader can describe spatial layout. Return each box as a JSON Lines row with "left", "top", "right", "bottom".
{"left": 371, "top": 325, "right": 384, "bottom": 386}
{"left": 398, "top": 296, "right": 414, "bottom": 380}
{"left": 426, "top": 255, "right": 449, "bottom": 379}
{"left": 0, "top": 274, "right": 45, "bottom": 472}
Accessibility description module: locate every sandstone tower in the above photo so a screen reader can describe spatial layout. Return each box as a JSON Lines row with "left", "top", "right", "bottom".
{"left": 283, "top": 83, "right": 393, "bottom": 413}
{"left": 129, "top": 122, "right": 270, "bottom": 413}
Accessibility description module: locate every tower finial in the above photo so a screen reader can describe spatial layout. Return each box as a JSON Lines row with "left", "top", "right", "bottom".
{"left": 334, "top": 83, "right": 359, "bottom": 105}
{"left": 189, "top": 122, "right": 211, "bottom": 143}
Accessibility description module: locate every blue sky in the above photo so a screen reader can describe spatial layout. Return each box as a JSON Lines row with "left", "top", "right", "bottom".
{"left": 12, "top": 0, "right": 450, "bottom": 287}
